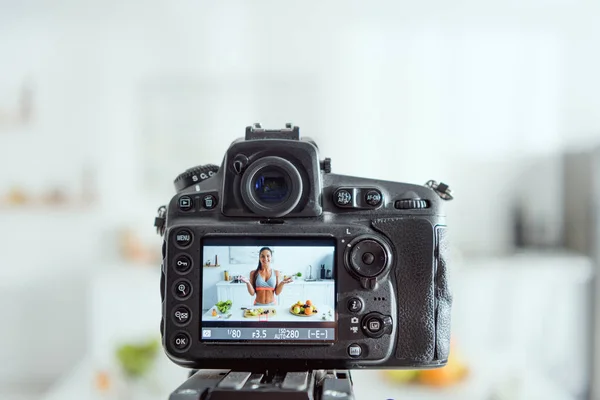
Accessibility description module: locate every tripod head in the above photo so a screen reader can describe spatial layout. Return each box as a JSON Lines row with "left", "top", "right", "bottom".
{"left": 169, "top": 369, "right": 355, "bottom": 400}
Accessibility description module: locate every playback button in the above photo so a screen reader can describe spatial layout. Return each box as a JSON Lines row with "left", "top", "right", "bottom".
{"left": 178, "top": 196, "right": 193, "bottom": 211}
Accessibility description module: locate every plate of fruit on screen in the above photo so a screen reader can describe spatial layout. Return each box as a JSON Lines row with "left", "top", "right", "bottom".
{"left": 290, "top": 300, "right": 318, "bottom": 317}
{"left": 243, "top": 307, "right": 277, "bottom": 318}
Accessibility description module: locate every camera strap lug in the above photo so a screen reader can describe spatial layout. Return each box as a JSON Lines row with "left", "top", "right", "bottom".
{"left": 425, "top": 180, "right": 454, "bottom": 201}
{"left": 154, "top": 205, "right": 166, "bottom": 236}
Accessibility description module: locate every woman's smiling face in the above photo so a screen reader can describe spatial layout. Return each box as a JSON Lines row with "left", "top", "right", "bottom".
{"left": 259, "top": 250, "right": 272, "bottom": 267}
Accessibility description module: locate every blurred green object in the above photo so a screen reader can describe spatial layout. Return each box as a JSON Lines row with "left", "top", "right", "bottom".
{"left": 216, "top": 300, "right": 232, "bottom": 313}
{"left": 296, "top": 272, "right": 302, "bottom": 277}
{"left": 115, "top": 338, "right": 160, "bottom": 379}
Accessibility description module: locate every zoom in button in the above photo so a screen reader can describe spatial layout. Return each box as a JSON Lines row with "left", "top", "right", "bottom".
{"left": 173, "top": 280, "right": 192, "bottom": 300}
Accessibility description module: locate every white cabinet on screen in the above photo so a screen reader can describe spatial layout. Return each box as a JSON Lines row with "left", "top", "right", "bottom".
{"left": 215, "top": 282, "right": 251, "bottom": 309}
{"left": 277, "top": 283, "right": 305, "bottom": 308}
{"left": 302, "top": 282, "right": 335, "bottom": 310}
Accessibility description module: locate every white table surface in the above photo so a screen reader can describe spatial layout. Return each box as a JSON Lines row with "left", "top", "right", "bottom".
{"left": 202, "top": 305, "right": 334, "bottom": 322}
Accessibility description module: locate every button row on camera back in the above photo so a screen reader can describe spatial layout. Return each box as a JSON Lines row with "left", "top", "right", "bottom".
{"left": 178, "top": 194, "right": 219, "bottom": 212}
{"left": 333, "top": 188, "right": 383, "bottom": 209}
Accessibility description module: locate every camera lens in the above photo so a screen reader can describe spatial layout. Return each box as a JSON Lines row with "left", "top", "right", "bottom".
{"left": 241, "top": 156, "right": 303, "bottom": 217}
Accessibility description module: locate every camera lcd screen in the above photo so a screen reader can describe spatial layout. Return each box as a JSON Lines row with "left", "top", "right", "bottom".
{"left": 200, "top": 237, "right": 336, "bottom": 343}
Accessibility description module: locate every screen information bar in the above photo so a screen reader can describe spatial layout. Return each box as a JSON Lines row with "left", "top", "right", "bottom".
{"left": 202, "top": 327, "right": 335, "bottom": 341}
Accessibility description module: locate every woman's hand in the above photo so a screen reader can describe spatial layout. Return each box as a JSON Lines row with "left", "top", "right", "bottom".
{"left": 240, "top": 276, "right": 250, "bottom": 284}
{"left": 281, "top": 277, "right": 293, "bottom": 285}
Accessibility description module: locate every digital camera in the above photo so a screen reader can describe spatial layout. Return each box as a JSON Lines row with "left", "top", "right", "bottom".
{"left": 155, "top": 124, "right": 453, "bottom": 371}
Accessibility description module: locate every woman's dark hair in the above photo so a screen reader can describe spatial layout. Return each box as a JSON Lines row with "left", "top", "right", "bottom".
{"left": 252, "top": 247, "right": 273, "bottom": 290}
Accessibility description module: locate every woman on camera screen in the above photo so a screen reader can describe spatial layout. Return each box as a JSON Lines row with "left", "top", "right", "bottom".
{"left": 240, "top": 247, "right": 292, "bottom": 306}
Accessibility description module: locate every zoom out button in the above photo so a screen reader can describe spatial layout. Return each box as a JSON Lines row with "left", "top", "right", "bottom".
{"left": 173, "top": 306, "right": 191, "bottom": 325}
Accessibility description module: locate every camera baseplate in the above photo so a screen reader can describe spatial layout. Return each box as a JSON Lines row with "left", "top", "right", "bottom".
{"left": 169, "top": 369, "right": 355, "bottom": 400}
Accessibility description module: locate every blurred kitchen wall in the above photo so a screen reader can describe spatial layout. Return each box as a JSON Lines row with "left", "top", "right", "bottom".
{"left": 1, "top": 0, "right": 600, "bottom": 398}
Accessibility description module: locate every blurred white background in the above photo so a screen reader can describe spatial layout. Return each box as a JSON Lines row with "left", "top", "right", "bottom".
{"left": 1, "top": 0, "right": 600, "bottom": 399}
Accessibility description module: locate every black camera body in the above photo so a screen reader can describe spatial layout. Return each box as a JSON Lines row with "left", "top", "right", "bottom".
{"left": 158, "top": 124, "right": 453, "bottom": 372}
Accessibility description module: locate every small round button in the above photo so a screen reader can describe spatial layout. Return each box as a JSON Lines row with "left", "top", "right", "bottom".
{"left": 174, "top": 229, "right": 193, "bottom": 248}
{"left": 173, "top": 306, "right": 191, "bottom": 326}
{"left": 173, "top": 280, "right": 192, "bottom": 300}
{"left": 348, "top": 344, "right": 362, "bottom": 358}
{"left": 347, "top": 298, "right": 363, "bottom": 313}
{"left": 174, "top": 255, "right": 193, "bottom": 274}
{"left": 202, "top": 194, "right": 217, "bottom": 209}
{"left": 362, "top": 252, "right": 375, "bottom": 265}
{"left": 365, "top": 190, "right": 382, "bottom": 207}
{"left": 334, "top": 189, "right": 353, "bottom": 206}
{"left": 172, "top": 332, "right": 191, "bottom": 351}
{"left": 178, "top": 196, "right": 193, "bottom": 211}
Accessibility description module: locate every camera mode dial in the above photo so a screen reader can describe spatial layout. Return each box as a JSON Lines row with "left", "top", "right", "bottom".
{"left": 174, "top": 164, "right": 219, "bottom": 192}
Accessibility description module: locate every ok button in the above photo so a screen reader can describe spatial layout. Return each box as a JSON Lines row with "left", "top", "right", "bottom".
{"left": 172, "top": 332, "right": 191, "bottom": 351}
{"left": 174, "top": 255, "right": 192, "bottom": 274}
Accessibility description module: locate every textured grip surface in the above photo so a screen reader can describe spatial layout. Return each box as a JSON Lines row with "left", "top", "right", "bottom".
{"left": 435, "top": 226, "right": 452, "bottom": 361}
{"left": 372, "top": 218, "right": 436, "bottom": 362}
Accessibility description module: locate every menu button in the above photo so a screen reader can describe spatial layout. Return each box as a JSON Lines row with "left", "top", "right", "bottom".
{"left": 175, "top": 230, "right": 193, "bottom": 247}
